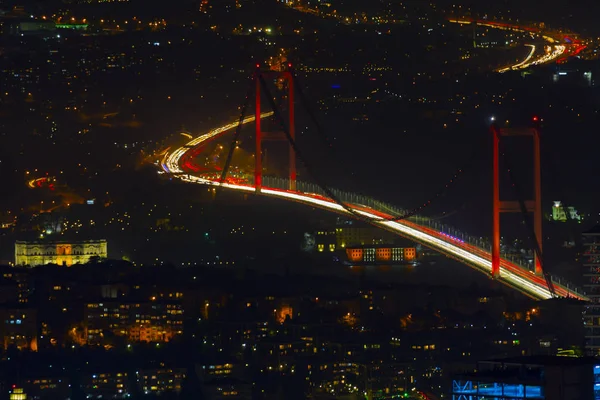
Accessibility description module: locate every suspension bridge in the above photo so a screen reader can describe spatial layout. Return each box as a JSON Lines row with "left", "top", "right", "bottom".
{"left": 159, "top": 67, "right": 588, "bottom": 302}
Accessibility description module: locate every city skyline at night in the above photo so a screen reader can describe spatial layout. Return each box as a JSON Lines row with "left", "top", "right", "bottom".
{"left": 0, "top": 0, "right": 600, "bottom": 399}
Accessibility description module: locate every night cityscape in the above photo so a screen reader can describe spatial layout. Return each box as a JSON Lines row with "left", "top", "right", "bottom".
{"left": 2, "top": 0, "right": 600, "bottom": 399}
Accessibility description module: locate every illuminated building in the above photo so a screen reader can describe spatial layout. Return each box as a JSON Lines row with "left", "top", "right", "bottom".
{"left": 257, "top": 339, "right": 315, "bottom": 373}
{"left": 3, "top": 21, "right": 56, "bottom": 36}
{"left": 551, "top": 201, "right": 581, "bottom": 222}
{"left": 314, "top": 230, "right": 336, "bottom": 252}
{"left": 346, "top": 246, "right": 417, "bottom": 264}
{"left": 552, "top": 68, "right": 595, "bottom": 87}
{"left": 202, "top": 377, "right": 252, "bottom": 399}
{"left": 81, "top": 372, "right": 129, "bottom": 399}
{"left": 0, "top": 308, "right": 37, "bottom": 350}
{"left": 334, "top": 224, "right": 395, "bottom": 248}
{"left": 9, "top": 387, "right": 27, "bottom": 400}
{"left": 136, "top": 368, "right": 185, "bottom": 395}
{"left": 583, "top": 226, "right": 600, "bottom": 355}
{"left": 15, "top": 240, "right": 107, "bottom": 267}
{"left": 316, "top": 362, "right": 362, "bottom": 397}
{"left": 202, "top": 363, "right": 235, "bottom": 377}
{"left": 366, "top": 363, "right": 412, "bottom": 399}
{"left": 451, "top": 356, "right": 598, "bottom": 399}
{"left": 85, "top": 300, "right": 183, "bottom": 344}
{"left": 54, "top": 24, "right": 88, "bottom": 30}
{"left": 274, "top": 304, "right": 293, "bottom": 323}
{"left": 200, "top": 363, "right": 251, "bottom": 398}
{"left": 23, "top": 377, "right": 70, "bottom": 399}
{"left": 314, "top": 224, "right": 397, "bottom": 253}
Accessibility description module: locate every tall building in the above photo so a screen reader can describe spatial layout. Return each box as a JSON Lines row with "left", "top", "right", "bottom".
{"left": 583, "top": 226, "right": 600, "bottom": 355}
{"left": 15, "top": 240, "right": 107, "bottom": 267}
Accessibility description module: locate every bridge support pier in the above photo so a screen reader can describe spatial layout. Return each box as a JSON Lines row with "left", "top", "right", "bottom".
{"left": 254, "top": 67, "right": 296, "bottom": 193}
{"left": 491, "top": 124, "right": 543, "bottom": 278}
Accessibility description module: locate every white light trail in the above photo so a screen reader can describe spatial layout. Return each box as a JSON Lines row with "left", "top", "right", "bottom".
{"left": 498, "top": 44, "right": 536, "bottom": 73}
{"left": 447, "top": 19, "right": 568, "bottom": 73}
{"left": 161, "top": 117, "right": 588, "bottom": 301}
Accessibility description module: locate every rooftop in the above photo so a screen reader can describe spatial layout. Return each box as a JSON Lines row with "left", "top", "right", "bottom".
{"left": 481, "top": 355, "right": 599, "bottom": 367}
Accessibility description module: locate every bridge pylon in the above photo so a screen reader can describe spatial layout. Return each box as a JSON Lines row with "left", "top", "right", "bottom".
{"left": 491, "top": 124, "right": 542, "bottom": 279}
{"left": 254, "top": 66, "right": 296, "bottom": 192}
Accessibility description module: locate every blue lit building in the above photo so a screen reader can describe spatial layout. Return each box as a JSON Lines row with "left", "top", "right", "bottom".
{"left": 451, "top": 356, "right": 600, "bottom": 399}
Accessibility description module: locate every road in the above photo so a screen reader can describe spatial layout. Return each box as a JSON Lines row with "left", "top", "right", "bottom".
{"left": 160, "top": 115, "right": 588, "bottom": 301}
{"left": 448, "top": 19, "right": 575, "bottom": 72}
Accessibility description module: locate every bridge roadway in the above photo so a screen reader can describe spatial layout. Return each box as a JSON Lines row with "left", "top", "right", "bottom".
{"left": 160, "top": 114, "right": 588, "bottom": 302}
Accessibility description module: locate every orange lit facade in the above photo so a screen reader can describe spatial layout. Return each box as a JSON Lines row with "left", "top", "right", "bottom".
{"left": 15, "top": 240, "right": 107, "bottom": 267}
{"left": 346, "top": 246, "right": 417, "bottom": 264}
{"left": 275, "top": 304, "right": 293, "bottom": 324}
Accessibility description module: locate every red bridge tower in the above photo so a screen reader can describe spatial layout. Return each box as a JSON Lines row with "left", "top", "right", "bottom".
{"left": 254, "top": 67, "right": 296, "bottom": 192}
{"left": 491, "top": 124, "right": 542, "bottom": 278}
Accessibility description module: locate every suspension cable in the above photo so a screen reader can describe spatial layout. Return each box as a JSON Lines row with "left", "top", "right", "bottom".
{"left": 289, "top": 69, "right": 335, "bottom": 150}
{"left": 258, "top": 74, "right": 378, "bottom": 223}
{"left": 218, "top": 82, "right": 255, "bottom": 188}
{"left": 289, "top": 68, "right": 481, "bottom": 222}
{"left": 497, "top": 133, "right": 556, "bottom": 296}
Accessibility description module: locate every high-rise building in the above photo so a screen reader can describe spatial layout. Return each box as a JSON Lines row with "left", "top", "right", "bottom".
{"left": 583, "top": 226, "right": 600, "bottom": 355}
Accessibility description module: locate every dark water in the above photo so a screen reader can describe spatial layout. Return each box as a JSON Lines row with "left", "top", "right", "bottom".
{"left": 286, "top": 257, "right": 495, "bottom": 289}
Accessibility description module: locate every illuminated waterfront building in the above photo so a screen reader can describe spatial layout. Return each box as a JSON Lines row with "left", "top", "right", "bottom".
{"left": 14, "top": 240, "right": 107, "bottom": 267}
{"left": 346, "top": 246, "right": 417, "bottom": 264}
{"left": 313, "top": 218, "right": 397, "bottom": 253}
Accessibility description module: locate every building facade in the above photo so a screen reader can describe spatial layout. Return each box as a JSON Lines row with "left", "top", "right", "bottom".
{"left": 85, "top": 300, "right": 184, "bottom": 344}
{"left": 136, "top": 368, "right": 186, "bottom": 395}
{"left": 81, "top": 372, "right": 129, "bottom": 399}
{"left": 451, "top": 356, "right": 599, "bottom": 400}
{"left": 583, "top": 226, "right": 600, "bottom": 355}
{"left": 346, "top": 246, "right": 417, "bottom": 264}
{"left": 15, "top": 240, "right": 107, "bottom": 267}
{"left": 0, "top": 308, "right": 37, "bottom": 351}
